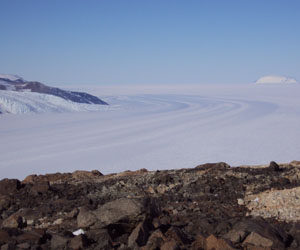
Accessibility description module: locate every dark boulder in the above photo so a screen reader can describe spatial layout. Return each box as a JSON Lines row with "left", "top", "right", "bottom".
{"left": 269, "top": 161, "right": 281, "bottom": 171}
{"left": 0, "top": 179, "right": 21, "bottom": 195}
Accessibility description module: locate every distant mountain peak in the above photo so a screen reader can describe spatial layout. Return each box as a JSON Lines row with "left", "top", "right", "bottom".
{"left": 0, "top": 74, "right": 108, "bottom": 107}
{"left": 256, "top": 75, "right": 298, "bottom": 84}
{"left": 0, "top": 74, "right": 24, "bottom": 82}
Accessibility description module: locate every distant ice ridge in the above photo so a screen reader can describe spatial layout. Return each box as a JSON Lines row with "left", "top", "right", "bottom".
{"left": 0, "top": 90, "right": 109, "bottom": 114}
{"left": 256, "top": 75, "right": 298, "bottom": 84}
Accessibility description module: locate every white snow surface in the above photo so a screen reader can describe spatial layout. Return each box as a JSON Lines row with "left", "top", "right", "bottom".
{"left": 1, "top": 84, "right": 300, "bottom": 179}
{"left": 0, "top": 74, "right": 23, "bottom": 81}
{"left": 73, "top": 229, "right": 85, "bottom": 236}
{"left": 256, "top": 75, "right": 298, "bottom": 84}
{"left": 0, "top": 90, "right": 109, "bottom": 114}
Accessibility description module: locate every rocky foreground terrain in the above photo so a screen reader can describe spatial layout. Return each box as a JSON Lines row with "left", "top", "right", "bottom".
{"left": 2, "top": 161, "right": 300, "bottom": 249}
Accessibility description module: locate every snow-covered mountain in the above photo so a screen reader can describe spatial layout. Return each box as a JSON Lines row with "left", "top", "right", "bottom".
{"left": 0, "top": 74, "right": 24, "bottom": 82}
{"left": 256, "top": 75, "right": 298, "bottom": 84}
{"left": 0, "top": 74, "right": 108, "bottom": 114}
{"left": 0, "top": 74, "right": 108, "bottom": 104}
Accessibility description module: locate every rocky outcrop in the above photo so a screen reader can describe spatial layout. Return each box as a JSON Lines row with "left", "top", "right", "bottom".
{"left": 1, "top": 161, "right": 300, "bottom": 249}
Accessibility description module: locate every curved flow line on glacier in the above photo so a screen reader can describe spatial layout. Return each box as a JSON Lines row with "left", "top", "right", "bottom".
{"left": 0, "top": 94, "right": 277, "bottom": 166}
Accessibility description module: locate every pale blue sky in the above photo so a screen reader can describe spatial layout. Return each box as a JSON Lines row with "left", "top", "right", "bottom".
{"left": 0, "top": 0, "right": 299, "bottom": 85}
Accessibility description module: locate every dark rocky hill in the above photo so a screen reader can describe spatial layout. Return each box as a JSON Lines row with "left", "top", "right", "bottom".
{"left": 1, "top": 161, "right": 300, "bottom": 249}
{"left": 0, "top": 75, "right": 108, "bottom": 105}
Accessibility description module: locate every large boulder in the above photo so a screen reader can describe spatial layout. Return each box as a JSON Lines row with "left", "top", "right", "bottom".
{"left": 77, "top": 198, "right": 151, "bottom": 229}
{"left": 0, "top": 196, "right": 12, "bottom": 211}
{"left": 29, "top": 182, "right": 50, "bottom": 196}
{"left": 69, "top": 234, "right": 88, "bottom": 249}
{"left": 142, "top": 229, "right": 167, "bottom": 250}
{"left": 128, "top": 221, "right": 150, "bottom": 248}
{"left": 233, "top": 218, "right": 288, "bottom": 248}
{"left": 205, "top": 235, "right": 237, "bottom": 250}
{"left": 77, "top": 207, "right": 97, "bottom": 228}
{"left": 50, "top": 235, "right": 69, "bottom": 250}
{"left": 1, "top": 213, "right": 25, "bottom": 229}
{"left": 86, "top": 229, "right": 112, "bottom": 249}
{"left": 242, "top": 232, "right": 273, "bottom": 247}
{"left": 0, "top": 179, "right": 21, "bottom": 195}
{"left": 93, "top": 198, "right": 146, "bottom": 227}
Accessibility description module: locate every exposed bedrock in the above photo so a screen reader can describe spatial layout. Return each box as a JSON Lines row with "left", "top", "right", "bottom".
{"left": 1, "top": 161, "right": 300, "bottom": 249}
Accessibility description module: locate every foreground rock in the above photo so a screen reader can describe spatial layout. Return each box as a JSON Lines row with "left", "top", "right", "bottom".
{"left": 1, "top": 161, "right": 300, "bottom": 249}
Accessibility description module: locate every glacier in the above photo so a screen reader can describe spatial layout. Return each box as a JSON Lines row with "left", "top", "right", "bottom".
{"left": 0, "top": 83, "right": 300, "bottom": 179}
{"left": 0, "top": 90, "right": 109, "bottom": 114}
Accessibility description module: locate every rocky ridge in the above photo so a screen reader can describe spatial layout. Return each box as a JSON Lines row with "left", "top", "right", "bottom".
{"left": 1, "top": 161, "right": 300, "bottom": 249}
{"left": 0, "top": 75, "right": 108, "bottom": 105}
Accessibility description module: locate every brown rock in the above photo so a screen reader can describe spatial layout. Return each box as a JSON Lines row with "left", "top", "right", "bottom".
{"left": 93, "top": 242, "right": 112, "bottom": 250}
{"left": 142, "top": 229, "right": 166, "bottom": 250}
{"left": 242, "top": 232, "right": 273, "bottom": 247}
{"left": 217, "top": 238, "right": 238, "bottom": 250}
{"left": 22, "top": 175, "right": 37, "bottom": 184}
{"left": 0, "top": 196, "right": 11, "bottom": 211}
{"left": 165, "top": 226, "right": 189, "bottom": 245}
{"left": 86, "top": 229, "right": 112, "bottom": 249}
{"left": 191, "top": 235, "right": 205, "bottom": 250}
{"left": 50, "top": 234, "right": 69, "bottom": 249}
{"left": 195, "top": 162, "right": 230, "bottom": 170}
{"left": 15, "top": 208, "right": 41, "bottom": 224}
{"left": 69, "top": 234, "right": 88, "bottom": 249}
{"left": 16, "top": 231, "right": 42, "bottom": 244}
{"left": 77, "top": 207, "right": 97, "bottom": 228}
{"left": 93, "top": 198, "right": 145, "bottom": 227}
{"left": 72, "top": 170, "right": 102, "bottom": 179}
{"left": 269, "top": 161, "right": 280, "bottom": 171}
{"left": 147, "top": 186, "right": 156, "bottom": 194}
{"left": 66, "top": 208, "right": 79, "bottom": 219}
{"left": 16, "top": 242, "right": 30, "bottom": 249}
{"left": 244, "top": 246, "right": 272, "bottom": 250}
{"left": 161, "top": 240, "right": 180, "bottom": 250}
{"left": 0, "top": 243, "right": 15, "bottom": 250}
{"left": 291, "top": 160, "right": 300, "bottom": 167}
{"left": 92, "top": 169, "right": 103, "bottom": 176}
{"left": 224, "top": 229, "right": 248, "bottom": 243}
{"left": 128, "top": 221, "right": 150, "bottom": 247}
{"left": 31, "top": 228, "right": 47, "bottom": 239}
{"left": 205, "top": 235, "right": 218, "bottom": 250}
{"left": 0, "top": 179, "right": 21, "bottom": 195}
{"left": 233, "top": 219, "right": 287, "bottom": 247}
{"left": 1, "top": 213, "right": 24, "bottom": 229}
{"left": 0, "top": 229, "right": 10, "bottom": 244}
{"left": 30, "top": 182, "right": 50, "bottom": 195}
{"left": 289, "top": 223, "right": 300, "bottom": 246}
{"left": 44, "top": 172, "right": 71, "bottom": 183}
{"left": 206, "top": 235, "right": 237, "bottom": 250}
{"left": 23, "top": 172, "right": 71, "bottom": 185}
